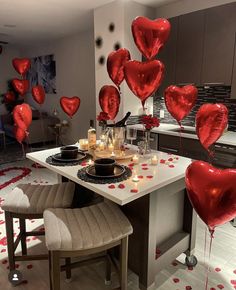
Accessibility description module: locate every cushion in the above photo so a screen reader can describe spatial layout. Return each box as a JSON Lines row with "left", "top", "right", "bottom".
{"left": 43, "top": 201, "right": 133, "bottom": 251}
{"left": 2, "top": 182, "right": 75, "bottom": 214}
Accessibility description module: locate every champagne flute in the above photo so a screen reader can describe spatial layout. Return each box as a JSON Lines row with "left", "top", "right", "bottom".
{"left": 126, "top": 128, "right": 137, "bottom": 145}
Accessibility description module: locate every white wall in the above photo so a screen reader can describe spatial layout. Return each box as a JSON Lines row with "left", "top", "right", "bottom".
{"left": 21, "top": 30, "right": 96, "bottom": 144}
{"left": 155, "top": 0, "right": 236, "bottom": 18}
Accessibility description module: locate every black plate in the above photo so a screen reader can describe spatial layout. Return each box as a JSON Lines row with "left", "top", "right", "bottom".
{"left": 52, "top": 152, "right": 86, "bottom": 162}
{"left": 86, "top": 164, "right": 125, "bottom": 178}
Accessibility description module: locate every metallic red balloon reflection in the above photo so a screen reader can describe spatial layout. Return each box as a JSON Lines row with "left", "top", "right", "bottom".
{"left": 164, "top": 85, "right": 198, "bottom": 125}
{"left": 14, "top": 126, "right": 26, "bottom": 144}
{"left": 107, "top": 48, "right": 131, "bottom": 88}
{"left": 12, "top": 58, "right": 31, "bottom": 76}
{"left": 4, "top": 91, "right": 15, "bottom": 103}
{"left": 60, "top": 96, "right": 81, "bottom": 118}
{"left": 132, "top": 16, "right": 171, "bottom": 60}
{"left": 185, "top": 161, "right": 236, "bottom": 231}
{"left": 124, "top": 60, "right": 164, "bottom": 108}
{"left": 12, "top": 79, "right": 29, "bottom": 96}
{"left": 99, "top": 85, "right": 120, "bottom": 121}
{"left": 196, "top": 104, "right": 228, "bottom": 152}
{"left": 32, "top": 85, "right": 45, "bottom": 105}
{"left": 13, "top": 103, "right": 32, "bottom": 132}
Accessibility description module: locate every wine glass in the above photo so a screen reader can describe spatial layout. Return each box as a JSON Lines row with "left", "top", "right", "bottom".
{"left": 126, "top": 128, "right": 137, "bottom": 145}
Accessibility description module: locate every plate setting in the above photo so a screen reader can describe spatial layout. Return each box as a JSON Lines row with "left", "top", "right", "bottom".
{"left": 86, "top": 164, "right": 125, "bottom": 179}
{"left": 52, "top": 152, "right": 86, "bottom": 162}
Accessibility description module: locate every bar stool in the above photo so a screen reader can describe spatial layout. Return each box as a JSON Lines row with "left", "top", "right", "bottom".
{"left": 2, "top": 182, "right": 75, "bottom": 272}
{"left": 44, "top": 200, "right": 133, "bottom": 290}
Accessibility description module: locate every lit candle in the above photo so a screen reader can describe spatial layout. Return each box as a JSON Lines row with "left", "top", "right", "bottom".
{"left": 132, "top": 154, "right": 139, "bottom": 164}
{"left": 111, "top": 151, "right": 116, "bottom": 158}
{"left": 79, "top": 139, "right": 89, "bottom": 150}
{"left": 151, "top": 155, "right": 158, "bottom": 165}
{"left": 132, "top": 170, "right": 139, "bottom": 182}
{"left": 88, "top": 159, "right": 94, "bottom": 165}
{"left": 108, "top": 143, "right": 114, "bottom": 152}
{"left": 98, "top": 142, "right": 105, "bottom": 151}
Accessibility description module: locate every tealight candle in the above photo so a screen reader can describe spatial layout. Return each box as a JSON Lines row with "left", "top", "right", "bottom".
{"left": 108, "top": 143, "right": 114, "bottom": 152}
{"left": 132, "top": 170, "right": 139, "bottom": 182}
{"left": 151, "top": 155, "right": 158, "bottom": 165}
{"left": 98, "top": 142, "right": 105, "bottom": 151}
{"left": 132, "top": 154, "right": 139, "bottom": 164}
{"left": 79, "top": 139, "right": 89, "bottom": 150}
{"left": 88, "top": 159, "right": 93, "bottom": 165}
{"left": 111, "top": 151, "right": 116, "bottom": 158}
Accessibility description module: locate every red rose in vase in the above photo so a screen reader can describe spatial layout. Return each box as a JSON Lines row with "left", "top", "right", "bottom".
{"left": 141, "top": 115, "right": 160, "bottom": 130}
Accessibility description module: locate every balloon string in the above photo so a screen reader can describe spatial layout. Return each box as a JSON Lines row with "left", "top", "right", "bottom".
{"left": 21, "top": 143, "right": 25, "bottom": 159}
{"left": 205, "top": 229, "right": 215, "bottom": 290}
{"left": 179, "top": 122, "right": 183, "bottom": 155}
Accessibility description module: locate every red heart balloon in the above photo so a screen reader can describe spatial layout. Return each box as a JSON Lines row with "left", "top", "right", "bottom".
{"left": 99, "top": 85, "right": 120, "bottom": 121}
{"left": 32, "top": 85, "right": 45, "bottom": 105}
{"left": 13, "top": 103, "right": 32, "bottom": 131}
{"left": 14, "top": 126, "right": 26, "bottom": 144}
{"left": 185, "top": 161, "right": 236, "bottom": 231}
{"left": 124, "top": 60, "right": 164, "bottom": 108}
{"left": 107, "top": 48, "right": 131, "bottom": 88}
{"left": 132, "top": 17, "right": 171, "bottom": 60}
{"left": 60, "top": 96, "right": 81, "bottom": 118}
{"left": 4, "top": 91, "right": 15, "bottom": 103}
{"left": 12, "top": 79, "right": 29, "bottom": 96}
{"left": 196, "top": 104, "right": 228, "bottom": 152}
{"left": 164, "top": 85, "right": 198, "bottom": 124}
{"left": 12, "top": 58, "right": 31, "bottom": 76}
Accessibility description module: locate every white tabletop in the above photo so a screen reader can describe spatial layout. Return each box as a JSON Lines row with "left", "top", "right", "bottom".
{"left": 26, "top": 146, "right": 192, "bottom": 205}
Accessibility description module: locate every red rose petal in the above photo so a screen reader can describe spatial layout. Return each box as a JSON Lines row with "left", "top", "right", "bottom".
{"left": 118, "top": 184, "right": 125, "bottom": 189}
{"left": 128, "top": 163, "right": 135, "bottom": 167}
{"left": 210, "top": 288, "right": 216, "bottom": 290}
{"left": 215, "top": 267, "right": 221, "bottom": 272}
{"left": 146, "top": 175, "right": 153, "bottom": 179}
{"left": 168, "top": 158, "right": 173, "bottom": 161}
{"left": 138, "top": 175, "right": 143, "bottom": 179}
{"left": 172, "top": 261, "right": 178, "bottom": 266}
{"left": 130, "top": 189, "right": 138, "bottom": 193}
{"left": 0, "top": 220, "right": 5, "bottom": 225}
{"left": 169, "top": 165, "right": 175, "bottom": 168}
{"left": 160, "top": 159, "right": 166, "bottom": 164}
{"left": 186, "top": 287, "right": 192, "bottom": 290}
{"left": 142, "top": 167, "right": 148, "bottom": 170}
{"left": 141, "top": 163, "right": 148, "bottom": 166}
{"left": 1, "top": 249, "right": 6, "bottom": 253}
{"left": 217, "top": 285, "right": 224, "bottom": 289}
{"left": 108, "top": 185, "right": 115, "bottom": 189}
{"left": 156, "top": 248, "right": 161, "bottom": 254}
{"left": 188, "top": 266, "right": 193, "bottom": 271}
{"left": 2, "top": 259, "right": 7, "bottom": 264}
{"left": 27, "top": 264, "right": 33, "bottom": 269}
{"left": 231, "top": 280, "right": 236, "bottom": 285}
{"left": 173, "top": 278, "right": 180, "bottom": 283}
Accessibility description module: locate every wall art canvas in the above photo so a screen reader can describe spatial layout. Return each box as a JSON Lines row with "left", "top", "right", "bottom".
{"left": 27, "top": 54, "right": 56, "bottom": 94}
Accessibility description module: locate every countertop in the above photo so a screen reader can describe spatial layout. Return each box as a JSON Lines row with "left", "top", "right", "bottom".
{"left": 128, "top": 123, "right": 236, "bottom": 147}
{"left": 26, "top": 145, "right": 191, "bottom": 206}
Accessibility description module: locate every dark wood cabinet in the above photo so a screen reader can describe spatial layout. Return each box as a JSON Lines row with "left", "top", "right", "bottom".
{"left": 175, "top": 10, "right": 205, "bottom": 85}
{"left": 201, "top": 2, "right": 236, "bottom": 85}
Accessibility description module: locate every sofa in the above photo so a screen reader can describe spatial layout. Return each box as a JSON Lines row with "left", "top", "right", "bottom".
{"left": 1, "top": 110, "right": 60, "bottom": 144}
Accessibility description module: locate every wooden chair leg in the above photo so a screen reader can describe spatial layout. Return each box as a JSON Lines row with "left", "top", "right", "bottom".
{"left": 120, "top": 237, "right": 128, "bottom": 290}
{"left": 19, "top": 218, "right": 27, "bottom": 255}
{"left": 65, "top": 258, "right": 71, "bottom": 280}
{"left": 105, "top": 252, "right": 112, "bottom": 285}
{"left": 51, "top": 251, "right": 61, "bottom": 290}
{"left": 5, "top": 211, "right": 15, "bottom": 271}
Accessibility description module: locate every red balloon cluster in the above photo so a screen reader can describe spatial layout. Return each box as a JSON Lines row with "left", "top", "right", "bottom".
{"left": 99, "top": 85, "right": 120, "bottom": 121}
{"left": 12, "top": 79, "right": 29, "bottom": 96}
{"left": 131, "top": 17, "right": 171, "bottom": 60}
{"left": 13, "top": 104, "right": 32, "bottom": 144}
{"left": 4, "top": 91, "right": 15, "bottom": 103}
{"left": 164, "top": 85, "right": 198, "bottom": 125}
{"left": 196, "top": 103, "right": 228, "bottom": 153}
{"left": 60, "top": 96, "right": 81, "bottom": 118}
{"left": 185, "top": 161, "right": 236, "bottom": 231}
{"left": 124, "top": 60, "right": 164, "bottom": 108}
{"left": 32, "top": 85, "right": 45, "bottom": 105}
{"left": 107, "top": 48, "right": 131, "bottom": 88}
{"left": 12, "top": 58, "right": 31, "bottom": 76}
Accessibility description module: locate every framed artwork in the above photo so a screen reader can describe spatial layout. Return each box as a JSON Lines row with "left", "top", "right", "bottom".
{"left": 27, "top": 54, "right": 56, "bottom": 94}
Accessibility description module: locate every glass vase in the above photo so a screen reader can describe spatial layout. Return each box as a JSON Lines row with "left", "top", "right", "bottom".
{"left": 143, "top": 130, "right": 152, "bottom": 156}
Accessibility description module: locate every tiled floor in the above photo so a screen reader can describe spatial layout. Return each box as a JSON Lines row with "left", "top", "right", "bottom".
{"left": 0, "top": 159, "right": 236, "bottom": 289}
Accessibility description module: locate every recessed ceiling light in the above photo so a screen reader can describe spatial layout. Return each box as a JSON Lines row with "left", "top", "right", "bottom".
{"left": 4, "top": 24, "right": 16, "bottom": 28}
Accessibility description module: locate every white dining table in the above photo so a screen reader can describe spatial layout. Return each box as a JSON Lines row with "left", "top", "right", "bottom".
{"left": 26, "top": 145, "right": 197, "bottom": 290}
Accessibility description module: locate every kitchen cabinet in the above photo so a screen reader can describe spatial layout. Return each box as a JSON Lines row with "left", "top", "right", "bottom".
{"left": 175, "top": 10, "right": 205, "bottom": 85}
{"left": 157, "top": 17, "right": 178, "bottom": 95}
{"left": 201, "top": 2, "right": 236, "bottom": 85}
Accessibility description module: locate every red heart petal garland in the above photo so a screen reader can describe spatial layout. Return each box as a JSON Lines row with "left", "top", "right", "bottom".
{"left": 60, "top": 96, "right": 81, "bottom": 118}
{"left": 164, "top": 85, "right": 198, "bottom": 124}
{"left": 132, "top": 17, "right": 171, "bottom": 60}
{"left": 185, "top": 161, "right": 236, "bottom": 231}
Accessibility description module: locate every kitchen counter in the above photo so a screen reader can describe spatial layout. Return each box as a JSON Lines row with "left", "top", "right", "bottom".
{"left": 128, "top": 123, "right": 236, "bottom": 147}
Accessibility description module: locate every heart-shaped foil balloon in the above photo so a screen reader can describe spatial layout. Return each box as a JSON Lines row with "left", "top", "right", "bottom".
{"left": 4, "top": 91, "right": 15, "bottom": 103}
{"left": 132, "top": 16, "right": 171, "bottom": 60}
{"left": 164, "top": 85, "right": 198, "bottom": 125}
{"left": 12, "top": 58, "right": 31, "bottom": 76}
{"left": 13, "top": 103, "right": 32, "bottom": 132}
{"left": 60, "top": 96, "right": 81, "bottom": 118}
{"left": 99, "top": 85, "right": 120, "bottom": 121}
{"left": 124, "top": 59, "right": 164, "bottom": 108}
{"left": 185, "top": 161, "right": 236, "bottom": 231}
{"left": 32, "top": 85, "right": 45, "bottom": 105}
{"left": 196, "top": 103, "right": 228, "bottom": 153}
{"left": 107, "top": 48, "right": 131, "bottom": 88}
{"left": 12, "top": 79, "right": 29, "bottom": 96}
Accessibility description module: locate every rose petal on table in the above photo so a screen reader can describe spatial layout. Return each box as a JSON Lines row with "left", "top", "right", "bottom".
{"left": 215, "top": 267, "right": 221, "bottom": 272}
{"left": 188, "top": 266, "right": 193, "bottom": 271}
{"left": 168, "top": 158, "right": 173, "bottom": 162}
{"left": 128, "top": 163, "right": 134, "bottom": 167}
{"left": 217, "top": 285, "right": 224, "bottom": 289}
{"left": 138, "top": 175, "right": 143, "bottom": 179}
{"left": 142, "top": 167, "right": 148, "bottom": 170}
{"left": 173, "top": 278, "right": 180, "bottom": 283}
{"left": 172, "top": 261, "right": 178, "bottom": 266}
{"left": 118, "top": 184, "right": 125, "bottom": 189}
{"left": 2, "top": 259, "right": 7, "bottom": 264}
{"left": 186, "top": 286, "right": 192, "bottom": 290}
{"left": 231, "top": 280, "right": 236, "bottom": 285}
{"left": 160, "top": 159, "right": 166, "bottom": 164}
{"left": 27, "top": 264, "right": 33, "bottom": 269}
{"left": 146, "top": 175, "right": 153, "bottom": 179}
{"left": 108, "top": 185, "right": 115, "bottom": 189}
{"left": 169, "top": 165, "right": 175, "bottom": 168}
{"left": 130, "top": 189, "right": 138, "bottom": 193}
